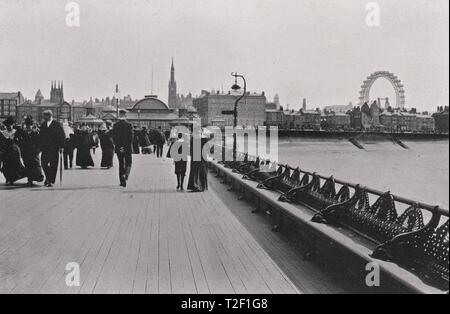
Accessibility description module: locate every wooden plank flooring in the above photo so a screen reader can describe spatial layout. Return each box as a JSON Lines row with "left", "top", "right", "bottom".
{"left": 0, "top": 150, "right": 358, "bottom": 294}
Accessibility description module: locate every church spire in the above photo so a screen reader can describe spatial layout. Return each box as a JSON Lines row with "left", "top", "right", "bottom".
{"left": 168, "top": 58, "right": 177, "bottom": 108}
{"left": 170, "top": 57, "right": 175, "bottom": 82}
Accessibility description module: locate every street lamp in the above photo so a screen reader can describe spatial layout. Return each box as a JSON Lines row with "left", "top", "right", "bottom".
{"left": 229, "top": 72, "right": 246, "bottom": 160}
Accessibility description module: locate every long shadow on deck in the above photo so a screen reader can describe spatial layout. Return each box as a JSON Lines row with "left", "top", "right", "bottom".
{"left": 25, "top": 185, "right": 119, "bottom": 192}
{"left": 0, "top": 183, "right": 33, "bottom": 191}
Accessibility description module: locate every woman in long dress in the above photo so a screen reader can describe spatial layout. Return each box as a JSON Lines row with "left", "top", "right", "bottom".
{"left": 98, "top": 121, "right": 115, "bottom": 169}
{"left": 187, "top": 132, "right": 209, "bottom": 192}
{"left": 138, "top": 127, "right": 152, "bottom": 154}
{"left": 132, "top": 125, "right": 140, "bottom": 154}
{"left": 0, "top": 117, "right": 25, "bottom": 185}
{"left": 18, "top": 116, "right": 44, "bottom": 186}
{"left": 75, "top": 124, "right": 95, "bottom": 169}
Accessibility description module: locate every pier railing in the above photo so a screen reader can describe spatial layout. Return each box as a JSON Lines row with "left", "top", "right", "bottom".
{"left": 213, "top": 145, "right": 449, "bottom": 291}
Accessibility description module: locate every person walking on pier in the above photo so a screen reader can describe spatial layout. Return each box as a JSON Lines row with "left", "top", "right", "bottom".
{"left": 63, "top": 122, "right": 75, "bottom": 170}
{"left": 167, "top": 132, "right": 188, "bottom": 190}
{"left": 187, "top": 130, "right": 209, "bottom": 192}
{"left": 138, "top": 126, "right": 152, "bottom": 154}
{"left": 39, "top": 110, "right": 65, "bottom": 187}
{"left": 155, "top": 127, "right": 165, "bottom": 158}
{"left": 132, "top": 125, "right": 140, "bottom": 154}
{"left": 99, "top": 121, "right": 115, "bottom": 169}
{"left": 149, "top": 128, "right": 158, "bottom": 155}
{"left": 18, "top": 116, "right": 44, "bottom": 186}
{"left": 75, "top": 124, "right": 95, "bottom": 169}
{"left": 0, "top": 117, "right": 25, "bottom": 185}
{"left": 112, "top": 109, "right": 133, "bottom": 187}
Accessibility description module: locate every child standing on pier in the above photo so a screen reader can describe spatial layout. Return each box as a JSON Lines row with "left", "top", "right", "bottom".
{"left": 167, "top": 133, "right": 188, "bottom": 191}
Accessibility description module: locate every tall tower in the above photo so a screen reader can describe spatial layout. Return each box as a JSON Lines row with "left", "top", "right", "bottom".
{"left": 50, "top": 80, "right": 64, "bottom": 104}
{"left": 385, "top": 97, "right": 390, "bottom": 110}
{"left": 168, "top": 58, "right": 177, "bottom": 108}
{"left": 274, "top": 94, "right": 280, "bottom": 108}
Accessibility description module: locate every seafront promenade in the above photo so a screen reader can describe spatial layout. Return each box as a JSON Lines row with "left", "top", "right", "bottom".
{"left": 0, "top": 152, "right": 366, "bottom": 294}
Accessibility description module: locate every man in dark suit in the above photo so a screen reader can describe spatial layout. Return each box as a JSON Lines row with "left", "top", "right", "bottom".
{"left": 39, "top": 110, "right": 66, "bottom": 187}
{"left": 156, "top": 126, "right": 165, "bottom": 158}
{"left": 63, "top": 122, "right": 75, "bottom": 170}
{"left": 112, "top": 109, "right": 133, "bottom": 187}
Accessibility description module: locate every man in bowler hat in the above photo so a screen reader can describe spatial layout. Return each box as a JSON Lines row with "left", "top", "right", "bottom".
{"left": 39, "top": 110, "right": 65, "bottom": 187}
{"left": 112, "top": 109, "right": 133, "bottom": 187}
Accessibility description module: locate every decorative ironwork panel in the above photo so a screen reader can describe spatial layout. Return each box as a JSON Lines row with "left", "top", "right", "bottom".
{"left": 372, "top": 215, "right": 449, "bottom": 291}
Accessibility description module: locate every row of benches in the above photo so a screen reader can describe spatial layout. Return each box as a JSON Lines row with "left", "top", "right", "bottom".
{"left": 213, "top": 150, "right": 448, "bottom": 293}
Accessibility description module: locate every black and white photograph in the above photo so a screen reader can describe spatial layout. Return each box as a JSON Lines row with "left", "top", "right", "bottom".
{"left": 0, "top": 0, "right": 448, "bottom": 301}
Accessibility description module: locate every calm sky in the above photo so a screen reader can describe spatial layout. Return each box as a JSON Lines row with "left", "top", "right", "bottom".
{"left": 0, "top": 0, "right": 448, "bottom": 111}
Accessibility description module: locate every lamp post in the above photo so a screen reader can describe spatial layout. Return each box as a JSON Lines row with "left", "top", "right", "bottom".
{"left": 230, "top": 72, "right": 246, "bottom": 160}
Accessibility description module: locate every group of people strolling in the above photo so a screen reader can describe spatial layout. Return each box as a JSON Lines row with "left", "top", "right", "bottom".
{"left": 63, "top": 121, "right": 114, "bottom": 170}
{"left": 0, "top": 111, "right": 65, "bottom": 187}
{"left": 132, "top": 126, "right": 167, "bottom": 157}
{"left": 0, "top": 109, "right": 209, "bottom": 192}
{"left": 167, "top": 130, "right": 210, "bottom": 192}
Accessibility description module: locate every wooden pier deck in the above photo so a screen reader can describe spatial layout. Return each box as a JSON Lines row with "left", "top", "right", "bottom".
{"left": 0, "top": 152, "right": 363, "bottom": 294}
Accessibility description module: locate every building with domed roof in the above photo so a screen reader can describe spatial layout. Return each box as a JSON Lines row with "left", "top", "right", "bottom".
{"left": 124, "top": 95, "right": 179, "bottom": 130}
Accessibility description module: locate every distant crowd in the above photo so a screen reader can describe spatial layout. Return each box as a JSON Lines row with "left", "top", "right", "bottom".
{"left": 0, "top": 111, "right": 209, "bottom": 192}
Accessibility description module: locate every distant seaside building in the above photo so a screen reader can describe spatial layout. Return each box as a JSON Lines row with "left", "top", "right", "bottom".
{"left": 125, "top": 95, "right": 178, "bottom": 130}
{"left": 380, "top": 112, "right": 414, "bottom": 132}
{"left": 433, "top": 106, "right": 449, "bottom": 133}
{"left": 289, "top": 109, "right": 321, "bottom": 130}
{"left": 323, "top": 103, "right": 353, "bottom": 114}
{"left": 416, "top": 114, "right": 435, "bottom": 132}
{"left": 176, "top": 92, "right": 193, "bottom": 109}
{"left": 16, "top": 81, "right": 72, "bottom": 123}
{"left": 266, "top": 94, "right": 281, "bottom": 111}
{"left": 0, "top": 91, "right": 24, "bottom": 120}
{"left": 360, "top": 101, "right": 381, "bottom": 130}
{"left": 193, "top": 90, "right": 266, "bottom": 127}
{"left": 274, "top": 94, "right": 280, "bottom": 108}
{"left": 71, "top": 97, "right": 101, "bottom": 123}
{"left": 325, "top": 112, "right": 351, "bottom": 130}
{"left": 348, "top": 106, "right": 362, "bottom": 130}
{"left": 265, "top": 102, "right": 278, "bottom": 110}
{"left": 265, "top": 108, "right": 284, "bottom": 128}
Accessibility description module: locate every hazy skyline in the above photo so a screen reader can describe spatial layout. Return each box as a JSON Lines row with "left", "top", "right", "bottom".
{"left": 0, "top": 0, "right": 448, "bottom": 111}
